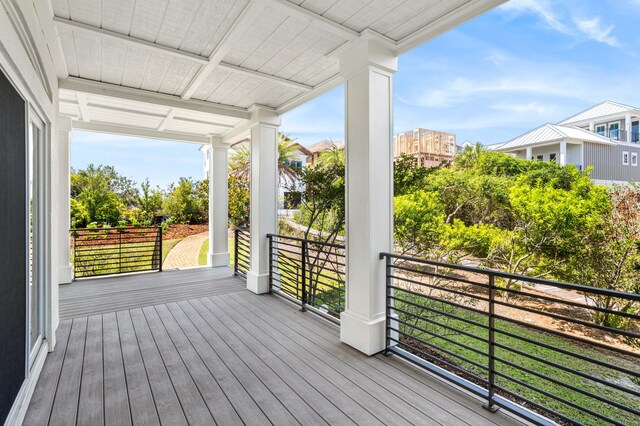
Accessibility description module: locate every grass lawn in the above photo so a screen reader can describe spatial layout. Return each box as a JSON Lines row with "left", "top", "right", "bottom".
{"left": 394, "top": 292, "right": 640, "bottom": 425}
{"left": 161, "top": 238, "right": 182, "bottom": 264}
{"left": 198, "top": 237, "right": 235, "bottom": 266}
{"left": 73, "top": 241, "right": 161, "bottom": 277}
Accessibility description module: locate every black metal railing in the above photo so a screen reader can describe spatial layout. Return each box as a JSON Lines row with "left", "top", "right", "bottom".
{"left": 268, "top": 234, "right": 345, "bottom": 322}
{"left": 380, "top": 252, "right": 640, "bottom": 426}
{"left": 233, "top": 227, "right": 250, "bottom": 278}
{"left": 71, "top": 226, "right": 162, "bottom": 278}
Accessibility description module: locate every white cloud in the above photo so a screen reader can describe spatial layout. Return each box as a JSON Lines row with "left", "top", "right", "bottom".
{"left": 500, "top": 0, "right": 569, "bottom": 33}
{"left": 573, "top": 17, "right": 620, "bottom": 47}
{"left": 499, "top": 0, "right": 621, "bottom": 47}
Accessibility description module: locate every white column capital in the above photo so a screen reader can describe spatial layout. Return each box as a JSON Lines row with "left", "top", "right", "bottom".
{"left": 339, "top": 39, "right": 398, "bottom": 79}
{"left": 248, "top": 105, "right": 281, "bottom": 127}
{"left": 58, "top": 115, "right": 72, "bottom": 133}
{"left": 210, "top": 136, "right": 229, "bottom": 151}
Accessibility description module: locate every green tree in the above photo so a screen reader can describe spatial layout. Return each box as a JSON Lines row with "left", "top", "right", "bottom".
{"left": 71, "top": 164, "right": 128, "bottom": 225}
{"left": 563, "top": 185, "right": 640, "bottom": 328}
{"left": 229, "top": 133, "right": 301, "bottom": 184}
{"left": 394, "top": 154, "right": 432, "bottom": 196}
{"left": 228, "top": 175, "right": 250, "bottom": 226}
{"left": 162, "top": 177, "right": 207, "bottom": 224}
{"left": 138, "top": 178, "right": 164, "bottom": 222}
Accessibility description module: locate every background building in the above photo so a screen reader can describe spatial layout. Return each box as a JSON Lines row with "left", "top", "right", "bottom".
{"left": 490, "top": 101, "right": 640, "bottom": 186}
{"left": 393, "top": 128, "right": 457, "bottom": 167}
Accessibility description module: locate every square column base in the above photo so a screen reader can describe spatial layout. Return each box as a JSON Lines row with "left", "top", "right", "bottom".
{"left": 59, "top": 264, "right": 73, "bottom": 284}
{"left": 208, "top": 252, "right": 230, "bottom": 268}
{"left": 340, "top": 310, "right": 386, "bottom": 355}
{"left": 246, "top": 271, "right": 270, "bottom": 294}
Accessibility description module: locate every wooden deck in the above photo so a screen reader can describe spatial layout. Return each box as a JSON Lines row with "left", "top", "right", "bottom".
{"left": 59, "top": 267, "right": 245, "bottom": 319}
{"left": 25, "top": 270, "right": 523, "bottom": 425}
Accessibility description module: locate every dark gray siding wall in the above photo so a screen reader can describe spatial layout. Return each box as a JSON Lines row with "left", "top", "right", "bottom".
{"left": 0, "top": 68, "right": 27, "bottom": 423}
{"left": 584, "top": 142, "right": 640, "bottom": 182}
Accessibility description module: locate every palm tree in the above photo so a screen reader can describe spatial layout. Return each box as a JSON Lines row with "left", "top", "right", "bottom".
{"left": 229, "top": 133, "right": 301, "bottom": 184}
{"left": 314, "top": 143, "right": 344, "bottom": 168}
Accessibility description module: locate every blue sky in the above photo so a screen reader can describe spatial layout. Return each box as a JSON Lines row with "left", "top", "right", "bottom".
{"left": 72, "top": 0, "right": 640, "bottom": 187}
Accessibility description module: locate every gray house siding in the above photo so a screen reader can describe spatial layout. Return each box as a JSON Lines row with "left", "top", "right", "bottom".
{"left": 584, "top": 142, "right": 640, "bottom": 181}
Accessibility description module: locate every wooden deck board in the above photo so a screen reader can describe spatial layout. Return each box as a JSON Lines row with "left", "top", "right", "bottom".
{"left": 102, "top": 312, "right": 132, "bottom": 426}
{"left": 77, "top": 315, "right": 104, "bottom": 425}
{"left": 25, "top": 270, "right": 524, "bottom": 426}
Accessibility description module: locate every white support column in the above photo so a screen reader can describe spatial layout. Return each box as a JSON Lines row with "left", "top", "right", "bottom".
{"left": 208, "top": 137, "right": 231, "bottom": 267}
{"left": 525, "top": 147, "right": 533, "bottom": 160}
{"left": 559, "top": 141, "right": 567, "bottom": 166}
{"left": 589, "top": 121, "right": 595, "bottom": 132}
{"left": 625, "top": 113, "right": 632, "bottom": 142}
{"left": 56, "top": 117, "right": 73, "bottom": 284}
{"left": 247, "top": 107, "right": 280, "bottom": 294}
{"left": 339, "top": 40, "right": 397, "bottom": 355}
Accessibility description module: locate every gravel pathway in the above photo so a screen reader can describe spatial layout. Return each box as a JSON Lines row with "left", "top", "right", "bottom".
{"left": 163, "top": 231, "right": 208, "bottom": 269}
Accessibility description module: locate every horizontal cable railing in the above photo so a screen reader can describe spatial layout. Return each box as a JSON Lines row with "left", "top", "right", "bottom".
{"left": 71, "top": 226, "right": 162, "bottom": 278}
{"left": 233, "top": 227, "right": 250, "bottom": 278}
{"left": 268, "top": 233, "right": 345, "bottom": 322}
{"left": 380, "top": 252, "right": 640, "bottom": 426}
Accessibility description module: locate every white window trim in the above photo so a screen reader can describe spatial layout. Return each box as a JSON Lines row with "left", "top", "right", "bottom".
{"left": 632, "top": 152, "right": 638, "bottom": 167}
{"left": 609, "top": 121, "right": 621, "bottom": 139}
{"left": 623, "top": 150, "right": 629, "bottom": 166}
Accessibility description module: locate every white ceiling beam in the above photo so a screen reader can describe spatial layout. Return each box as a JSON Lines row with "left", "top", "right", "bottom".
{"left": 157, "top": 109, "right": 177, "bottom": 131}
{"left": 172, "top": 117, "right": 236, "bottom": 129}
{"left": 60, "top": 77, "right": 250, "bottom": 120}
{"left": 53, "top": 16, "right": 209, "bottom": 65}
{"left": 222, "top": 121, "right": 252, "bottom": 145}
{"left": 181, "top": 0, "right": 269, "bottom": 100}
{"left": 217, "top": 62, "right": 312, "bottom": 92}
{"left": 72, "top": 121, "right": 210, "bottom": 144}
{"left": 276, "top": 74, "right": 342, "bottom": 114}
{"left": 33, "top": 0, "right": 69, "bottom": 78}
{"left": 76, "top": 93, "right": 91, "bottom": 122}
{"left": 266, "top": 0, "right": 359, "bottom": 41}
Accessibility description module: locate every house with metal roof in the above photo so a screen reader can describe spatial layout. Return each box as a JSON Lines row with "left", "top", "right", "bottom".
{"left": 489, "top": 101, "right": 640, "bottom": 185}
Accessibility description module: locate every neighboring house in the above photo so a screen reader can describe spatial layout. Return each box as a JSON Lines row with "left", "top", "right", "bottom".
{"left": 490, "top": 101, "right": 640, "bottom": 185}
{"left": 459, "top": 140, "right": 475, "bottom": 150}
{"left": 306, "top": 139, "right": 345, "bottom": 165}
{"left": 393, "top": 128, "right": 457, "bottom": 167}
{"left": 201, "top": 139, "right": 311, "bottom": 209}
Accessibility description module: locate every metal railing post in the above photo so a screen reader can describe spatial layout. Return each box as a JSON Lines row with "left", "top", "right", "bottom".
{"left": 234, "top": 228, "right": 239, "bottom": 275}
{"left": 119, "top": 229, "right": 123, "bottom": 274}
{"left": 72, "top": 230, "right": 77, "bottom": 279}
{"left": 484, "top": 273, "right": 499, "bottom": 413}
{"left": 384, "top": 254, "right": 392, "bottom": 355}
{"left": 268, "top": 234, "right": 273, "bottom": 293}
{"left": 158, "top": 227, "right": 163, "bottom": 272}
{"left": 300, "top": 240, "right": 307, "bottom": 312}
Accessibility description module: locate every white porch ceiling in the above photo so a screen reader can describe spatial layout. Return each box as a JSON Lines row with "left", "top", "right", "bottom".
{"left": 50, "top": 0, "right": 506, "bottom": 140}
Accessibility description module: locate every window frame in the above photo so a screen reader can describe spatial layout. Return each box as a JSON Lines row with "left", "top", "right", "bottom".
{"left": 632, "top": 152, "right": 638, "bottom": 167}
{"left": 623, "top": 151, "right": 629, "bottom": 166}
